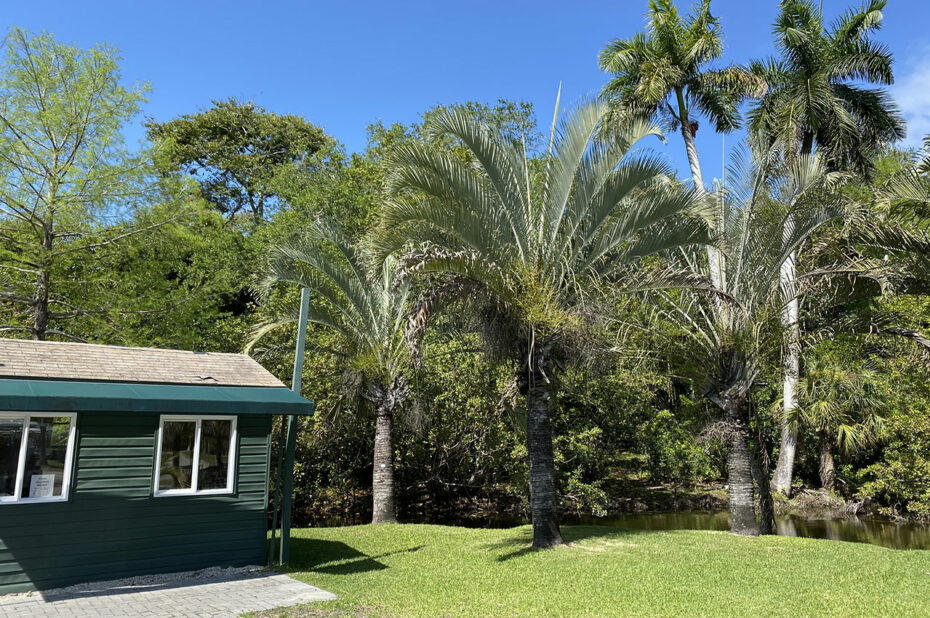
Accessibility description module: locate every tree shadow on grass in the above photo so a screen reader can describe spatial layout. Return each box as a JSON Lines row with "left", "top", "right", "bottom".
{"left": 488, "top": 525, "right": 653, "bottom": 562}
{"left": 285, "top": 538, "right": 424, "bottom": 576}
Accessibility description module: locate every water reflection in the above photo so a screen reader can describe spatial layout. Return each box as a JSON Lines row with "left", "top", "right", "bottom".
{"left": 566, "top": 511, "right": 930, "bottom": 550}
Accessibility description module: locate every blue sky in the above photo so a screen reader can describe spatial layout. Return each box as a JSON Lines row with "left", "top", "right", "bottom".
{"left": 4, "top": 0, "right": 930, "bottom": 183}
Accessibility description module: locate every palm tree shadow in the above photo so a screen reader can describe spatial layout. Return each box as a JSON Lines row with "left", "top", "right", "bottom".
{"left": 284, "top": 538, "right": 425, "bottom": 575}
{"left": 488, "top": 525, "right": 652, "bottom": 562}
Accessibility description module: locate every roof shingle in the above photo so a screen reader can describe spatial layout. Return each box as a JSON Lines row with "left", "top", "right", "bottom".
{"left": 0, "top": 339, "right": 285, "bottom": 387}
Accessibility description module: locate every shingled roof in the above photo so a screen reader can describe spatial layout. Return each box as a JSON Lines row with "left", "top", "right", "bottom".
{"left": 0, "top": 339, "right": 285, "bottom": 387}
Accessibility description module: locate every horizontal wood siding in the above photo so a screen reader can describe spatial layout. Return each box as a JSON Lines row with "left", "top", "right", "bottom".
{"left": 0, "top": 412, "right": 272, "bottom": 594}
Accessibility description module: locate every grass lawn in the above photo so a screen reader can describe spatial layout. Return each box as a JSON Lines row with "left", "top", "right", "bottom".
{"left": 259, "top": 523, "right": 930, "bottom": 617}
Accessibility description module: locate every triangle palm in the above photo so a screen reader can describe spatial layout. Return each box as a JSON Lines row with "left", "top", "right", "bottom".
{"left": 647, "top": 150, "right": 846, "bottom": 534}
{"left": 253, "top": 220, "right": 412, "bottom": 524}
{"left": 374, "top": 100, "right": 708, "bottom": 547}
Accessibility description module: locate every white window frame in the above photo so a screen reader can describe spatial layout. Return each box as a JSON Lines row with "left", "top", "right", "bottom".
{"left": 154, "top": 415, "right": 237, "bottom": 497}
{"left": 0, "top": 412, "right": 77, "bottom": 505}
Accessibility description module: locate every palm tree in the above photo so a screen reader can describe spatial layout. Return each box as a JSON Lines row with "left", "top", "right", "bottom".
{"left": 650, "top": 150, "right": 846, "bottom": 534}
{"left": 253, "top": 221, "right": 412, "bottom": 524}
{"left": 748, "top": 0, "right": 904, "bottom": 171}
{"left": 796, "top": 360, "right": 886, "bottom": 491}
{"left": 373, "top": 101, "right": 707, "bottom": 548}
{"left": 747, "top": 0, "right": 905, "bottom": 496}
{"left": 598, "top": 0, "right": 765, "bottom": 287}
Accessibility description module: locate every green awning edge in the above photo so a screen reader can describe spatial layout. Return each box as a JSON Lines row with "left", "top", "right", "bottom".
{"left": 0, "top": 378, "right": 315, "bottom": 416}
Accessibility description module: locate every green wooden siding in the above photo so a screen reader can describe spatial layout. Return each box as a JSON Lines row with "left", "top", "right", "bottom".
{"left": 0, "top": 412, "right": 273, "bottom": 594}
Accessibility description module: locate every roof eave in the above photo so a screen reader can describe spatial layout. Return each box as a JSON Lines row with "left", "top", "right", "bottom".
{"left": 0, "top": 379, "right": 316, "bottom": 416}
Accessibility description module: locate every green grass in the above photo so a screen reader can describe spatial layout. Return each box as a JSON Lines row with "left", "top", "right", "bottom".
{"left": 268, "top": 523, "right": 930, "bottom": 617}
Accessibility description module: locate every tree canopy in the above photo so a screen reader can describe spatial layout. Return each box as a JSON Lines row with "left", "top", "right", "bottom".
{"left": 145, "top": 98, "right": 331, "bottom": 224}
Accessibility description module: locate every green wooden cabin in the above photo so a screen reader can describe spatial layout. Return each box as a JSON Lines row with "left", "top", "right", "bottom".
{"left": 0, "top": 339, "right": 313, "bottom": 594}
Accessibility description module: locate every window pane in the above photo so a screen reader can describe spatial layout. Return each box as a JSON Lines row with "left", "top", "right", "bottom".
{"left": 22, "top": 416, "right": 72, "bottom": 499}
{"left": 159, "top": 421, "right": 196, "bottom": 491}
{"left": 198, "top": 420, "right": 232, "bottom": 491}
{"left": 0, "top": 418, "right": 23, "bottom": 498}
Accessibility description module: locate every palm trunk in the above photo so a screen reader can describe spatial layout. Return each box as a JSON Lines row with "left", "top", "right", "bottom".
{"left": 750, "top": 442, "right": 776, "bottom": 535}
{"left": 774, "top": 138, "right": 812, "bottom": 496}
{"left": 772, "top": 422, "right": 798, "bottom": 496}
{"left": 717, "top": 395, "right": 760, "bottom": 536}
{"left": 773, "top": 252, "right": 800, "bottom": 497}
{"left": 526, "top": 350, "right": 562, "bottom": 549}
{"left": 372, "top": 401, "right": 396, "bottom": 524}
{"left": 819, "top": 438, "right": 836, "bottom": 493}
{"left": 677, "top": 88, "right": 723, "bottom": 290}
{"left": 727, "top": 426, "right": 759, "bottom": 536}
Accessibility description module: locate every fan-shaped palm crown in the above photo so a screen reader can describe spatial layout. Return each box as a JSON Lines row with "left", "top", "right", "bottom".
{"left": 670, "top": 151, "right": 848, "bottom": 392}
{"left": 374, "top": 100, "right": 708, "bottom": 334}
{"left": 799, "top": 360, "right": 885, "bottom": 456}
{"left": 254, "top": 221, "right": 412, "bottom": 525}
{"left": 256, "top": 220, "right": 411, "bottom": 390}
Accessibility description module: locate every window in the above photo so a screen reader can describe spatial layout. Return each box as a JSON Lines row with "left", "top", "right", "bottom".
{"left": 154, "top": 416, "right": 236, "bottom": 496}
{"left": 0, "top": 413, "right": 77, "bottom": 504}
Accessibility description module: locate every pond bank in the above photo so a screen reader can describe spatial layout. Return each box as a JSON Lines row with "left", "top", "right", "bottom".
{"left": 565, "top": 510, "right": 930, "bottom": 550}
{"left": 298, "top": 481, "right": 923, "bottom": 530}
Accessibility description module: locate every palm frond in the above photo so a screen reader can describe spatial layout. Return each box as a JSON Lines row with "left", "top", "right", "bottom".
{"left": 254, "top": 221, "right": 412, "bottom": 385}
{"left": 421, "top": 106, "right": 532, "bottom": 259}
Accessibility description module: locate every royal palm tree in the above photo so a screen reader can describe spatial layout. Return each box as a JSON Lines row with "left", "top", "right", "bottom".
{"left": 598, "top": 0, "right": 765, "bottom": 287}
{"left": 253, "top": 221, "right": 412, "bottom": 524}
{"left": 373, "top": 101, "right": 707, "bottom": 548}
{"left": 650, "top": 150, "right": 846, "bottom": 534}
{"left": 748, "top": 0, "right": 904, "bottom": 171}
{"left": 748, "top": 0, "right": 905, "bottom": 496}
{"left": 796, "top": 359, "right": 886, "bottom": 491}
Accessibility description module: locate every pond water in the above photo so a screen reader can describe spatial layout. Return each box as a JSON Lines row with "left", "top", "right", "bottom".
{"left": 562, "top": 511, "right": 930, "bottom": 550}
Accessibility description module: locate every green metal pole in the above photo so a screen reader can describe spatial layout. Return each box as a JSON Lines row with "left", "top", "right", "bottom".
{"left": 268, "top": 419, "right": 285, "bottom": 566}
{"left": 280, "top": 287, "right": 310, "bottom": 566}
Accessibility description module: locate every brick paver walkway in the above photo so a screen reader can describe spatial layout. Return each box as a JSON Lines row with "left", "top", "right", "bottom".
{"left": 0, "top": 567, "right": 336, "bottom": 617}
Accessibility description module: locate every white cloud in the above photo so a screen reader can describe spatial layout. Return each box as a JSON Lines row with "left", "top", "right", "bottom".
{"left": 893, "top": 56, "right": 930, "bottom": 147}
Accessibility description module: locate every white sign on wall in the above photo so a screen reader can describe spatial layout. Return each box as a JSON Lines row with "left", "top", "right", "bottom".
{"left": 29, "top": 474, "right": 55, "bottom": 498}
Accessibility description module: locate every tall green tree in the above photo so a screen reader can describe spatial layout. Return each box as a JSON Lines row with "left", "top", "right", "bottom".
{"left": 146, "top": 98, "right": 331, "bottom": 225}
{"left": 748, "top": 0, "right": 904, "bottom": 171}
{"left": 748, "top": 0, "right": 905, "bottom": 496}
{"left": 0, "top": 28, "right": 161, "bottom": 341}
{"left": 254, "top": 221, "right": 413, "bottom": 524}
{"left": 374, "top": 101, "right": 707, "bottom": 547}
{"left": 652, "top": 151, "right": 846, "bottom": 534}
{"left": 598, "top": 0, "right": 764, "bottom": 287}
